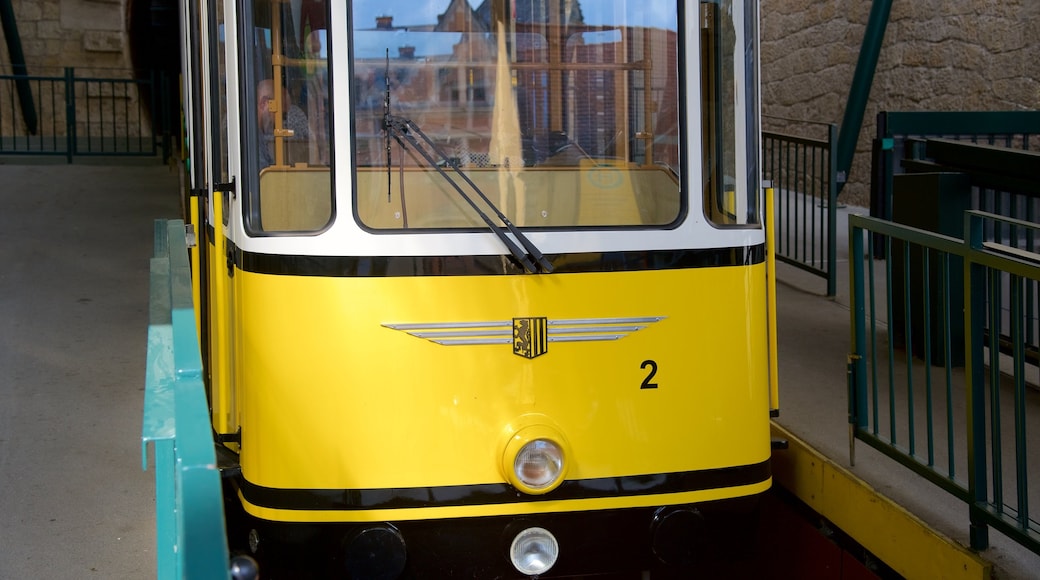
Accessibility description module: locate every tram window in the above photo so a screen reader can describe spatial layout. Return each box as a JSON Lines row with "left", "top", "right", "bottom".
{"left": 700, "top": 0, "right": 760, "bottom": 227}
{"left": 244, "top": 0, "right": 332, "bottom": 234}
{"left": 351, "top": 0, "right": 682, "bottom": 230}
{"left": 209, "top": 0, "right": 230, "bottom": 226}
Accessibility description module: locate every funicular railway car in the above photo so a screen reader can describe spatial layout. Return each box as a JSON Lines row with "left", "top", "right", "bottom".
{"left": 176, "top": 0, "right": 777, "bottom": 576}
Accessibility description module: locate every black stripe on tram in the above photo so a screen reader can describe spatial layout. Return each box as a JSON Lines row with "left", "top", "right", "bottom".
{"left": 238, "top": 460, "right": 771, "bottom": 512}
{"left": 233, "top": 245, "right": 766, "bottom": 277}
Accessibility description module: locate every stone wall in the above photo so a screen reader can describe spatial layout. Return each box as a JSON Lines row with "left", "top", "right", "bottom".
{"left": 1, "top": 0, "right": 153, "bottom": 143}
{"left": 4, "top": 0, "right": 1038, "bottom": 180}
{"left": 761, "top": 0, "right": 1040, "bottom": 206}
{"left": 1, "top": 0, "right": 131, "bottom": 74}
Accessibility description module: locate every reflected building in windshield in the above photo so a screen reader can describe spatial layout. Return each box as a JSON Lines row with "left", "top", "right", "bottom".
{"left": 353, "top": 0, "right": 677, "bottom": 173}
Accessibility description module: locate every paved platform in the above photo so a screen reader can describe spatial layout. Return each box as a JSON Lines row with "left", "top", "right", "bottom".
{"left": 772, "top": 203, "right": 1040, "bottom": 579}
{"left": 0, "top": 160, "right": 1037, "bottom": 578}
{"left": 0, "top": 160, "right": 181, "bottom": 578}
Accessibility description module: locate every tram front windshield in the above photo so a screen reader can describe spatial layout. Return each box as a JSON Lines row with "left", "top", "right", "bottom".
{"left": 242, "top": 0, "right": 760, "bottom": 236}
{"left": 351, "top": 0, "right": 682, "bottom": 230}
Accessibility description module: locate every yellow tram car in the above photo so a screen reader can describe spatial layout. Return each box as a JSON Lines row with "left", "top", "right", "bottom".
{"left": 178, "top": 0, "right": 777, "bottom": 576}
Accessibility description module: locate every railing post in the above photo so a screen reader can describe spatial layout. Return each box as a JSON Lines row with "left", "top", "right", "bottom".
{"left": 64, "top": 67, "right": 75, "bottom": 163}
{"left": 847, "top": 219, "right": 868, "bottom": 465}
{"left": 964, "top": 212, "right": 990, "bottom": 550}
{"left": 827, "top": 123, "right": 839, "bottom": 297}
{"left": 154, "top": 439, "right": 178, "bottom": 580}
{"left": 869, "top": 111, "right": 892, "bottom": 256}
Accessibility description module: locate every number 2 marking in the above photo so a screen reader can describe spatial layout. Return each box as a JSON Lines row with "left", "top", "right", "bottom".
{"left": 640, "top": 360, "right": 659, "bottom": 389}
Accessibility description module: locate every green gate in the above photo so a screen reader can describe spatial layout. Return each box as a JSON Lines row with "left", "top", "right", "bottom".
{"left": 849, "top": 139, "right": 1040, "bottom": 554}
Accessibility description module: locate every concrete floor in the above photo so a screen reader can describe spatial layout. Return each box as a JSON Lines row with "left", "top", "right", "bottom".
{"left": 772, "top": 206, "right": 1040, "bottom": 580}
{"left": 0, "top": 161, "right": 181, "bottom": 578}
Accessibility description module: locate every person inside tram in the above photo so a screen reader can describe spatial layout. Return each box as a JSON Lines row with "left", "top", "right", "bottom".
{"left": 304, "top": 29, "right": 330, "bottom": 165}
{"left": 257, "top": 78, "right": 310, "bottom": 169}
{"left": 257, "top": 79, "right": 277, "bottom": 168}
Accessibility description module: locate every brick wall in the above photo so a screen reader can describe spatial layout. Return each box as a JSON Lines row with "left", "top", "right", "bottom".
{"left": 761, "top": 0, "right": 1040, "bottom": 206}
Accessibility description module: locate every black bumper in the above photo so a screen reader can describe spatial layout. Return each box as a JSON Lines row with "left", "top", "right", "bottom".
{"left": 232, "top": 497, "right": 762, "bottom": 579}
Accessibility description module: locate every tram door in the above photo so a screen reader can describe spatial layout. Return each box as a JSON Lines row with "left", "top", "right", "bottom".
{"left": 201, "top": 0, "right": 238, "bottom": 437}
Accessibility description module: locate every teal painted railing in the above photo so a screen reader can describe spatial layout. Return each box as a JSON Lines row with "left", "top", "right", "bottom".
{"left": 763, "top": 120, "right": 839, "bottom": 296}
{"left": 142, "top": 219, "right": 231, "bottom": 579}
{"left": 0, "top": 66, "right": 172, "bottom": 161}
{"left": 848, "top": 211, "right": 1040, "bottom": 555}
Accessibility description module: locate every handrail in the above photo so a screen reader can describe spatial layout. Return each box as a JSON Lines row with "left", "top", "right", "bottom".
{"left": 763, "top": 121, "right": 839, "bottom": 295}
{"left": 848, "top": 210, "right": 1040, "bottom": 555}
{"left": 0, "top": 67, "right": 170, "bottom": 160}
{"left": 142, "top": 219, "right": 231, "bottom": 580}
{"left": 870, "top": 110, "right": 1040, "bottom": 228}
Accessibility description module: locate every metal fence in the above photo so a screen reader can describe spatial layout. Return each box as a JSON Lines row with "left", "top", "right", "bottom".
{"left": 848, "top": 137, "right": 1040, "bottom": 555}
{"left": 142, "top": 219, "right": 231, "bottom": 579}
{"left": 849, "top": 211, "right": 1040, "bottom": 555}
{"left": 763, "top": 119, "right": 839, "bottom": 296}
{"left": 871, "top": 110, "right": 1040, "bottom": 226}
{"left": 0, "top": 66, "right": 172, "bottom": 161}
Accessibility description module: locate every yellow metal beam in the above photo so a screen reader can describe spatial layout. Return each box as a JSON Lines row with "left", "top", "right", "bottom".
{"left": 771, "top": 423, "right": 991, "bottom": 580}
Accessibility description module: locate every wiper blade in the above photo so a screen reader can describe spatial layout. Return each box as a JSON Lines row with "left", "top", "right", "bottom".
{"left": 383, "top": 114, "right": 553, "bottom": 274}
{"left": 381, "top": 51, "right": 550, "bottom": 273}
{"left": 385, "top": 119, "right": 549, "bottom": 273}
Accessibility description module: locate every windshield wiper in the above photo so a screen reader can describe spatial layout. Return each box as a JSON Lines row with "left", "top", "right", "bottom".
{"left": 382, "top": 57, "right": 552, "bottom": 274}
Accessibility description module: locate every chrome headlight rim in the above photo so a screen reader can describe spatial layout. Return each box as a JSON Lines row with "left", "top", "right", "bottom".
{"left": 501, "top": 421, "right": 569, "bottom": 495}
{"left": 509, "top": 526, "right": 560, "bottom": 576}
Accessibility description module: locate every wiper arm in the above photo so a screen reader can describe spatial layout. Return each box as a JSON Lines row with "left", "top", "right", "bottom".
{"left": 383, "top": 113, "right": 553, "bottom": 274}
{"left": 384, "top": 117, "right": 548, "bottom": 273}
{"left": 381, "top": 51, "right": 550, "bottom": 273}
{"left": 381, "top": 51, "right": 549, "bottom": 274}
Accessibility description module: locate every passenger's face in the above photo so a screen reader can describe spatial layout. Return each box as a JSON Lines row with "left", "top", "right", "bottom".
{"left": 258, "top": 90, "right": 274, "bottom": 133}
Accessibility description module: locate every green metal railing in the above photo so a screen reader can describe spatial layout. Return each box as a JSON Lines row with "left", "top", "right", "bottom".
{"left": 871, "top": 111, "right": 1040, "bottom": 226}
{"left": 902, "top": 139, "right": 1040, "bottom": 363}
{"left": 142, "top": 219, "right": 231, "bottom": 579}
{"left": 764, "top": 120, "right": 839, "bottom": 295}
{"left": 848, "top": 211, "right": 1040, "bottom": 555}
{"left": 0, "top": 67, "right": 172, "bottom": 161}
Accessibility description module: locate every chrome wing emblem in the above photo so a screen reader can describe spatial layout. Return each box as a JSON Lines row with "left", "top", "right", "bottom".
{"left": 383, "top": 316, "right": 666, "bottom": 358}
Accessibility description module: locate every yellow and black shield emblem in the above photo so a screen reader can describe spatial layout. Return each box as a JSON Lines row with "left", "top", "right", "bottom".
{"left": 513, "top": 317, "right": 548, "bottom": 359}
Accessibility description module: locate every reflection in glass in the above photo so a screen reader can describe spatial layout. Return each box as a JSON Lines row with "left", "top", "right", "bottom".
{"left": 247, "top": 0, "right": 333, "bottom": 233}
{"left": 701, "top": 0, "right": 759, "bottom": 227}
{"left": 351, "top": 0, "right": 681, "bottom": 230}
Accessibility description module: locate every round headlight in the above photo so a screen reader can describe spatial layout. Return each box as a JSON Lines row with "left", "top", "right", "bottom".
{"left": 514, "top": 439, "right": 564, "bottom": 491}
{"left": 509, "top": 527, "right": 559, "bottom": 576}
{"left": 501, "top": 419, "right": 570, "bottom": 495}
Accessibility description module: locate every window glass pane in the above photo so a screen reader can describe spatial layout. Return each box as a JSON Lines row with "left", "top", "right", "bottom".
{"left": 247, "top": 0, "right": 332, "bottom": 233}
{"left": 352, "top": 0, "right": 680, "bottom": 230}
{"left": 210, "top": 0, "right": 230, "bottom": 225}
{"left": 701, "top": 0, "right": 759, "bottom": 226}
